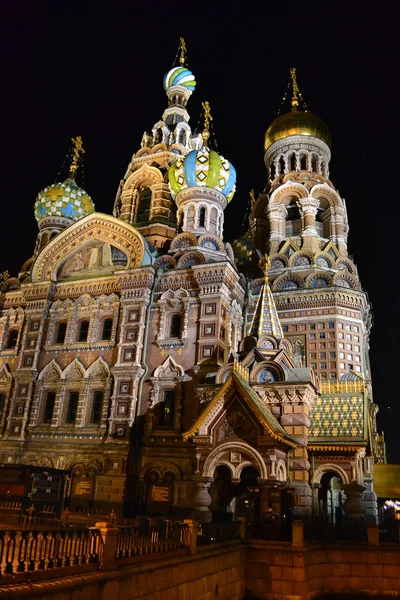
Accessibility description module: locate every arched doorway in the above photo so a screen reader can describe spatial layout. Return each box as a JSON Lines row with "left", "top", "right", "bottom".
{"left": 209, "top": 465, "right": 236, "bottom": 523}
{"left": 318, "top": 471, "right": 344, "bottom": 524}
{"left": 234, "top": 466, "right": 260, "bottom": 521}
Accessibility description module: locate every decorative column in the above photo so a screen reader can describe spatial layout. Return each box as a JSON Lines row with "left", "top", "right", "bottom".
{"left": 342, "top": 482, "right": 367, "bottom": 520}
{"left": 297, "top": 197, "right": 320, "bottom": 253}
{"left": 192, "top": 475, "right": 214, "bottom": 523}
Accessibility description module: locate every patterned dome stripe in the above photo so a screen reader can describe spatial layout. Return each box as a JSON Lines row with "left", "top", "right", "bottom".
{"left": 184, "top": 150, "right": 197, "bottom": 188}
{"left": 207, "top": 151, "right": 222, "bottom": 189}
{"left": 224, "top": 162, "right": 237, "bottom": 197}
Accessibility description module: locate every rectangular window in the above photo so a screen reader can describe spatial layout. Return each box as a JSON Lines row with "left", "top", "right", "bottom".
{"left": 329, "top": 352, "right": 336, "bottom": 359}
{"left": 310, "top": 353, "right": 317, "bottom": 360}
{"left": 345, "top": 324, "right": 351, "bottom": 331}
{"left": 347, "top": 354, "right": 353, "bottom": 360}
{"left": 91, "top": 391, "right": 104, "bottom": 424}
{"left": 318, "top": 323, "right": 324, "bottom": 330}
{"left": 330, "top": 372, "right": 337, "bottom": 379}
{"left": 338, "top": 333, "right": 344, "bottom": 339}
{"left": 203, "top": 324, "right": 215, "bottom": 336}
{"left": 320, "top": 362, "right": 326, "bottom": 369}
{"left": 354, "top": 326, "right": 359, "bottom": 333}
{"left": 319, "top": 333, "right": 325, "bottom": 339}
{"left": 309, "top": 333, "right": 316, "bottom": 340}
{"left": 101, "top": 318, "right": 113, "bottom": 341}
{"left": 355, "top": 366, "right": 361, "bottom": 372}
{"left": 159, "top": 390, "right": 175, "bottom": 426}
{"left": 354, "top": 336, "right": 359, "bottom": 343}
{"left": 338, "top": 323, "right": 343, "bottom": 329}
{"left": 309, "top": 323, "right": 316, "bottom": 330}
{"left": 218, "top": 346, "right": 224, "bottom": 362}
{"left": 340, "top": 362, "right": 345, "bottom": 369}
{"left": 328, "top": 322, "right": 335, "bottom": 329}
{"left": 309, "top": 343, "right": 316, "bottom": 350}
{"left": 43, "top": 392, "right": 56, "bottom": 424}
{"left": 339, "top": 343, "right": 344, "bottom": 349}
{"left": 346, "top": 334, "right": 351, "bottom": 341}
{"left": 282, "top": 325, "right": 289, "bottom": 333}
{"left": 56, "top": 322, "right": 67, "bottom": 344}
{"left": 66, "top": 392, "right": 79, "bottom": 424}
{"left": 319, "top": 352, "right": 326, "bottom": 359}
{"left": 78, "top": 320, "right": 89, "bottom": 342}
{"left": 339, "top": 352, "right": 345, "bottom": 359}
{"left": 355, "top": 356, "right": 361, "bottom": 362}
{"left": 204, "top": 303, "right": 216, "bottom": 315}
{"left": 355, "top": 345, "right": 360, "bottom": 352}
{"left": 220, "top": 326, "right": 225, "bottom": 340}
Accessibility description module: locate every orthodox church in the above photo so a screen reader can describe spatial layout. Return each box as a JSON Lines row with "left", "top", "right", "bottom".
{"left": 0, "top": 43, "right": 385, "bottom": 524}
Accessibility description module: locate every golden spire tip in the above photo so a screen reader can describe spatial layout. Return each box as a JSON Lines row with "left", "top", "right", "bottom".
{"left": 179, "top": 37, "right": 187, "bottom": 66}
{"left": 290, "top": 67, "right": 299, "bottom": 111}
{"left": 201, "top": 100, "right": 213, "bottom": 146}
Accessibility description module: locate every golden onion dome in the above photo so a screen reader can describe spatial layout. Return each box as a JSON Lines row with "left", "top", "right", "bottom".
{"left": 264, "top": 110, "right": 332, "bottom": 152}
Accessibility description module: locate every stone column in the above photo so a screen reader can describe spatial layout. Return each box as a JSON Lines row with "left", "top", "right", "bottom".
{"left": 267, "top": 203, "right": 286, "bottom": 254}
{"left": 298, "top": 198, "right": 320, "bottom": 252}
{"left": 192, "top": 476, "right": 214, "bottom": 523}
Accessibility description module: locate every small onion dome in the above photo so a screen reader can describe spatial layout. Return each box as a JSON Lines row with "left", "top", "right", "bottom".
{"left": 264, "top": 110, "right": 332, "bottom": 151}
{"left": 163, "top": 66, "right": 196, "bottom": 94}
{"left": 34, "top": 178, "right": 95, "bottom": 222}
{"left": 169, "top": 149, "right": 236, "bottom": 203}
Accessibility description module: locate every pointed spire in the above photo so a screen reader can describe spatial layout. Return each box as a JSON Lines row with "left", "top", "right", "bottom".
{"left": 290, "top": 68, "right": 299, "bottom": 111}
{"left": 69, "top": 136, "right": 85, "bottom": 180}
{"left": 249, "top": 254, "right": 284, "bottom": 340}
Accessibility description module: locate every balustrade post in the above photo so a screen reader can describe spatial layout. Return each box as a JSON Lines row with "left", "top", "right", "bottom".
{"left": 367, "top": 521, "right": 379, "bottom": 546}
{"left": 94, "top": 522, "right": 119, "bottom": 568}
{"left": 236, "top": 517, "right": 246, "bottom": 540}
{"left": 183, "top": 519, "right": 198, "bottom": 554}
{"left": 292, "top": 520, "right": 304, "bottom": 547}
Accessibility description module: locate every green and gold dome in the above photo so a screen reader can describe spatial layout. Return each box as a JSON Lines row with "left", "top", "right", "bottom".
{"left": 169, "top": 148, "right": 236, "bottom": 203}
{"left": 34, "top": 136, "right": 95, "bottom": 222}
{"left": 34, "top": 178, "right": 94, "bottom": 222}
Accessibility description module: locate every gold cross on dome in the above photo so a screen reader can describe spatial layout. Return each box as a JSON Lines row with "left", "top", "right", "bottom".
{"left": 69, "top": 136, "right": 85, "bottom": 178}
{"left": 179, "top": 37, "right": 187, "bottom": 66}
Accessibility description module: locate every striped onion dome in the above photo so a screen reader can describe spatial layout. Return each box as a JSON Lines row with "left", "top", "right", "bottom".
{"left": 169, "top": 148, "right": 236, "bottom": 203}
{"left": 163, "top": 66, "right": 196, "bottom": 95}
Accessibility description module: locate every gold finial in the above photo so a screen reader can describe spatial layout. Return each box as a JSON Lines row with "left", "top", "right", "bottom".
{"left": 290, "top": 67, "right": 299, "bottom": 110}
{"left": 249, "top": 189, "right": 256, "bottom": 210}
{"left": 179, "top": 37, "right": 187, "bottom": 66}
{"left": 201, "top": 101, "right": 213, "bottom": 146}
{"left": 69, "top": 136, "right": 85, "bottom": 179}
{"left": 259, "top": 253, "right": 271, "bottom": 282}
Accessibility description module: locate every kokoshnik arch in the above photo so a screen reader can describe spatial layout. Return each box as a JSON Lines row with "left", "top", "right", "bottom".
{"left": 0, "top": 43, "right": 384, "bottom": 524}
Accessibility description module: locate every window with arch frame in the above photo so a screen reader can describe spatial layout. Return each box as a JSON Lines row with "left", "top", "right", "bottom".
{"left": 78, "top": 320, "right": 90, "bottom": 342}
{"left": 199, "top": 206, "right": 206, "bottom": 228}
{"left": 157, "top": 389, "right": 175, "bottom": 427}
{"left": 101, "top": 318, "right": 113, "bottom": 341}
{"left": 136, "top": 186, "right": 152, "bottom": 224}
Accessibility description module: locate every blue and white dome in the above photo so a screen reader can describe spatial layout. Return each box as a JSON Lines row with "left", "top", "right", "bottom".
{"left": 163, "top": 67, "right": 196, "bottom": 96}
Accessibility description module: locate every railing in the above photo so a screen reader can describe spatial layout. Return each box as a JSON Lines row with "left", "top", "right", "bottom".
{"left": 197, "top": 522, "right": 239, "bottom": 545}
{"left": 115, "top": 523, "right": 189, "bottom": 558}
{"left": 0, "top": 528, "right": 102, "bottom": 575}
{"left": 379, "top": 522, "right": 400, "bottom": 544}
{"left": 0, "top": 503, "right": 61, "bottom": 530}
{"left": 246, "top": 519, "right": 291, "bottom": 542}
{"left": 304, "top": 520, "right": 368, "bottom": 542}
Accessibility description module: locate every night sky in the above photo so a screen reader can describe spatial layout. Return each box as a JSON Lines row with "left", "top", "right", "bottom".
{"left": 2, "top": 2, "right": 398, "bottom": 462}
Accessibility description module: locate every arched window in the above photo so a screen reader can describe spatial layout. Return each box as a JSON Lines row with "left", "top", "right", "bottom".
{"left": 311, "top": 155, "right": 318, "bottom": 172}
{"left": 101, "top": 318, "right": 113, "bottom": 341}
{"left": 270, "top": 164, "right": 275, "bottom": 179}
{"left": 90, "top": 391, "right": 104, "bottom": 424}
{"left": 158, "top": 390, "right": 175, "bottom": 426}
{"left": 300, "top": 154, "right": 307, "bottom": 170}
{"left": 43, "top": 392, "right": 55, "bottom": 424}
{"left": 56, "top": 322, "right": 67, "bottom": 344}
{"left": 289, "top": 154, "right": 296, "bottom": 171}
{"left": 66, "top": 392, "right": 79, "bottom": 424}
{"left": 78, "top": 320, "right": 90, "bottom": 342}
{"left": 279, "top": 156, "right": 285, "bottom": 174}
{"left": 285, "top": 200, "right": 301, "bottom": 236}
{"left": 154, "top": 128, "right": 162, "bottom": 144}
{"left": 170, "top": 314, "right": 181, "bottom": 338}
{"left": 136, "top": 186, "right": 152, "bottom": 224}
{"left": 6, "top": 329, "right": 19, "bottom": 349}
{"left": 178, "top": 129, "right": 186, "bottom": 145}
{"left": 199, "top": 206, "right": 206, "bottom": 228}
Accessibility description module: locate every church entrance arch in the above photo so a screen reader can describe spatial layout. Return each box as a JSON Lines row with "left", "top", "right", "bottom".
{"left": 318, "top": 471, "right": 344, "bottom": 525}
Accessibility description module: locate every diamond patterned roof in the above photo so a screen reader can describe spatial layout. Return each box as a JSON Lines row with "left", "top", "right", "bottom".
{"left": 249, "top": 277, "right": 284, "bottom": 340}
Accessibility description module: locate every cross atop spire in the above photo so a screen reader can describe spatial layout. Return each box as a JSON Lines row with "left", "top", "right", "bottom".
{"left": 179, "top": 37, "right": 187, "bottom": 66}
{"left": 201, "top": 100, "right": 213, "bottom": 147}
{"left": 290, "top": 68, "right": 299, "bottom": 110}
{"left": 69, "top": 136, "right": 85, "bottom": 179}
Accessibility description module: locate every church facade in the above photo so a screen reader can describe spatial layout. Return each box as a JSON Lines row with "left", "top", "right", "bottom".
{"left": 0, "top": 49, "right": 384, "bottom": 524}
